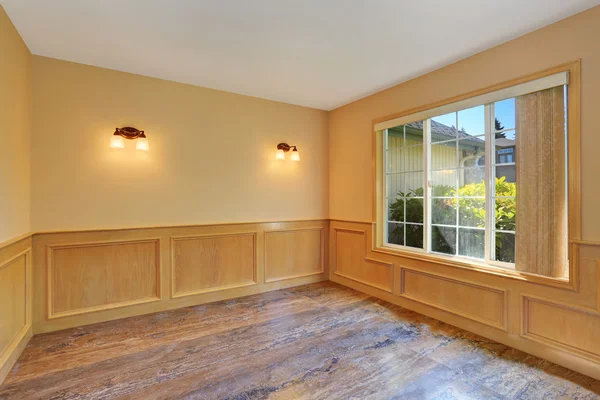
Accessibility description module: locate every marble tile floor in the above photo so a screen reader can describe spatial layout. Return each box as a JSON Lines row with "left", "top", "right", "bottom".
{"left": 1, "top": 282, "right": 599, "bottom": 399}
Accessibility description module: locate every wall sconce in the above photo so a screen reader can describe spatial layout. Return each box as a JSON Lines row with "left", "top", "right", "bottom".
{"left": 110, "top": 127, "right": 149, "bottom": 151}
{"left": 275, "top": 143, "right": 300, "bottom": 161}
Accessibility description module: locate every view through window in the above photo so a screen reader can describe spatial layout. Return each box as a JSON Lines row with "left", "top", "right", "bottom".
{"left": 383, "top": 80, "right": 568, "bottom": 274}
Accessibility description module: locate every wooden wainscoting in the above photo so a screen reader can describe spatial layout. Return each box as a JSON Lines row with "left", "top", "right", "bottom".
{"left": 400, "top": 267, "right": 507, "bottom": 330}
{"left": 522, "top": 295, "right": 600, "bottom": 363}
{"left": 171, "top": 233, "right": 257, "bottom": 297}
{"left": 32, "top": 220, "right": 329, "bottom": 334}
{"left": 0, "top": 235, "right": 33, "bottom": 386}
{"left": 332, "top": 227, "right": 393, "bottom": 292}
{"left": 329, "top": 220, "right": 600, "bottom": 381}
{"left": 47, "top": 239, "right": 161, "bottom": 319}
{"left": 264, "top": 228, "right": 324, "bottom": 282}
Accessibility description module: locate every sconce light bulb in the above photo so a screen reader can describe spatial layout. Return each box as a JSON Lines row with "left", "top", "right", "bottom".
{"left": 276, "top": 149, "right": 285, "bottom": 160}
{"left": 136, "top": 137, "right": 150, "bottom": 151}
{"left": 291, "top": 148, "right": 300, "bottom": 161}
{"left": 110, "top": 135, "right": 125, "bottom": 149}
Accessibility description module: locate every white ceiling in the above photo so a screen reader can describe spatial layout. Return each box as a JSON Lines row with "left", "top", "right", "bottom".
{"left": 3, "top": 0, "right": 599, "bottom": 110}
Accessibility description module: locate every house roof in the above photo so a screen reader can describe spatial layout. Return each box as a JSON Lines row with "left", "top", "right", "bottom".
{"left": 495, "top": 138, "right": 516, "bottom": 147}
{"left": 406, "top": 120, "right": 485, "bottom": 143}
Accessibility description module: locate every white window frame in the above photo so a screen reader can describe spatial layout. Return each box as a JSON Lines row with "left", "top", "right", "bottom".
{"left": 377, "top": 71, "right": 568, "bottom": 270}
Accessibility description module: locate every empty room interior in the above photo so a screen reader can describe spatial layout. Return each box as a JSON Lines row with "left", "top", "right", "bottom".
{"left": 2, "top": 0, "right": 600, "bottom": 398}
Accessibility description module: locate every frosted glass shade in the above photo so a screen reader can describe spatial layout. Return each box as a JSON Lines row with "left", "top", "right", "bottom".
{"left": 136, "top": 137, "right": 150, "bottom": 151}
{"left": 276, "top": 149, "right": 285, "bottom": 160}
{"left": 291, "top": 149, "right": 300, "bottom": 161}
{"left": 110, "top": 135, "right": 125, "bottom": 149}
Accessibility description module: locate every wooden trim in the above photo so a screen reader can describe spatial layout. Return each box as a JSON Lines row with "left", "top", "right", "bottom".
{"left": 570, "top": 239, "right": 600, "bottom": 247}
{"left": 332, "top": 227, "right": 393, "bottom": 293}
{"left": 521, "top": 294, "right": 600, "bottom": 364}
{"left": 328, "top": 218, "right": 374, "bottom": 224}
{"left": 333, "top": 256, "right": 394, "bottom": 293}
{"left": 0, "top": 248, "right": 33, "bottom": 386}
{"left": 333, "top": 271, "right": 393, "bottom": 293}
{"left": 0, "top": 232, "right": 33, "bottom": 251}
{"left": 372, "top": 61, "right": 580, "bottom": 126}
{"left": 567, "top": 60, "right": 582, "bottom": 242}
{"left": 170, "top": 232, "right": 258, "bottom": 299}
{"left": 0, "top": 327, "right": 32, "bottom": 386}
{"left": 171, "top": 281, "right": 258, "bottom": 299}
{"left": 372, "top": 242, "right": 576, "bottom": 291}
{"left": 46, "top": 239, "right": 162, "bottom": 319}
{"left": 35, "top": 218, "right": 328, "bottom": 235}
{"left": 0, "top": 247, "right": 31, "bottom": 271}
{"left": 371, "top": 60, "right": 581, "bottom": 289}
{"left": 597, "top": 260, "right": 600, "bottom": 313}
{"left": 263, "top": 227, "right": 325, "bottom": 283}
{"left": 399, "top": 266, "right": 508, "bottom": 331}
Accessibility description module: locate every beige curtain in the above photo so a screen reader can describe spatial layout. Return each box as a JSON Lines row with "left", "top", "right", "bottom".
{"left": 515, "top": 86, "right": 568, "bottom": 278}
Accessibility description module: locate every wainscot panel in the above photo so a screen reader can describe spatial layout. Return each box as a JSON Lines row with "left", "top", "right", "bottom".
{"left": 400, "top": 268, "right": 507, "bottom": 330}
{"left": 523, "top": 295, "right": 600, "bottom": 363}
{"left": 333, "top": 227, "right": 393, "bottom": 292}
{"left": 265, "top": 228, "right": 324, "bottom": 282}
{"left": 171, "top": 233, "right": 257, "bottom": 297}
{"left": 0, "top": 236, "right": 33, "bottom": 386}
{"left": 32, "top": 220, "right": 329, "bottom": 334}
{"left": 47, "top": 239, "right": 161, "bottom": 318}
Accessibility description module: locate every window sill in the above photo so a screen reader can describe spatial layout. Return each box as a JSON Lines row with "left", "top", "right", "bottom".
{"left": 373, "top": 245, "right": 574, "bottom": 291}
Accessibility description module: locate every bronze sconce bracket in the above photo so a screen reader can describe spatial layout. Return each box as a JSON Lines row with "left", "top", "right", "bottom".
{"left": 277, "top": 143, "right": 296, "bottom": 152}
{"left": 114, "top": 127, "right": 146, "bottom": 140}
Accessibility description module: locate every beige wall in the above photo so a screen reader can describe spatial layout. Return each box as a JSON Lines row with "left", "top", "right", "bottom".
{"left": 329, "top": 5, "right": 600, "bottom": 241}
{"left": 0, "top": 6, "right": 31, "bottom": 243}
{"left": 31, "top": 57, "right": 329, "bottom": 231}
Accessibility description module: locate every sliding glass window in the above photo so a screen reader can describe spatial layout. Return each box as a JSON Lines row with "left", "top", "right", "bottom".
{"left": 379, "top": 72, "right": 569, "bottom": 278}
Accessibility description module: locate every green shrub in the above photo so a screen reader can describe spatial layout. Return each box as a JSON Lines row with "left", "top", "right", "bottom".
{"left": 388, "top": 177, "right": 516, "bottom": 262}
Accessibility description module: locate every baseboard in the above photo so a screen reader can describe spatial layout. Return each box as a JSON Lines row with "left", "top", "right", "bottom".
{"left": 0, "top": 325, "right": 32, "bottom": 386}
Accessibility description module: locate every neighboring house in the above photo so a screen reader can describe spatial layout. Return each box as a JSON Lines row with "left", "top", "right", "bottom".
{"left": 387, "top": 120, "right": 513, "bottom": 198}
{"left": 495, "top": 137, "right": 516, "bottom": 183}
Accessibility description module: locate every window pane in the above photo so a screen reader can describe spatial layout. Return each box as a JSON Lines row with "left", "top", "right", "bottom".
{"left": 404, "top": 121, "right": 425, "bottom": 144}
{"left": 459, "top": 228, "right": 485, "bottom": 259}
{"left": 458, "top": 137, "right": 485, "bottom": 168}
{"left": 494, "top": 129, "right": 516, "bottom": 165}
{"left": 388, "top": 196, "right": 405, "bottom": 222}
{"left": 494, "top": 98, "right": 515, "bottom": 130}
{"left": 386, "top": 174, "right": 405, "bottom": 199}
{"left": 459, "top": 198, "right": 486, "bottom": 228}
{"left": 387, "top": 222, "right": 404, "bottom": 246}
{"left": 387, "top": 147, "right": 404, "bottom": 173}
{"left": 431, "top": 112, "right": 457, "bottom": 142}
{"left": 387, "top": 126, "right": 404, "bottom": 149}
{"left": 495, "top": 165, "right": 516, "bottom": 196}
{"left": 405, "top": 197, "right": 423, "bottom": 224}
{"left": 495, "top": 198, "right": 516, "bottom": 231}
{"left": 404, "top": 145, "right": 423, "bottom": 172}
{"left": 404, "top": 171, "right": 424, "bottom": 196}
{"left": 406, "top": 224, "right": 424, "bottom": 249}
{"left": 458, "top": 105, "right": 485, "bottom": 137}
{"left": 432, "top": 198, "right": 457, "bottom": 225}
{"left": 495, "top": 231, "right": 515, "bottom": 263}
{"left": 432, "top": 226, "right": 456, "bottom": 255}
{"left": 431, "top": 170, "right": 456, "bottom": 195}
{"left": 431, "top": 141, "right": 456, "bottom": 170}
{"left": 459, "top": 167, "right": 485, "bottom": 192}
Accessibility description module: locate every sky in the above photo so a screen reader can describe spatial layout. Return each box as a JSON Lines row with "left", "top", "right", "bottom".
{"left": 431, "top": 98, "right": 516, "bottom": 140}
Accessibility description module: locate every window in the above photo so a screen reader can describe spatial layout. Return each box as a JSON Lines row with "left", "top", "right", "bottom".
{"left": 377, "top": 71, "right": 570, "bottom": 278}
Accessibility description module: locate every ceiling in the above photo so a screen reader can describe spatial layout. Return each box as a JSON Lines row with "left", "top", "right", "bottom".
{"left": 3, "top": 0, "right": 599, "bottom": 111}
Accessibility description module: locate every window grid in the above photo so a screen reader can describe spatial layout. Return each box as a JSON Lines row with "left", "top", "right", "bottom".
{"left": 384, "top": 102, "right": 520, "bottom": 266}
{"left": 385, "top": 124, "right": 426, "bottom": 249}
